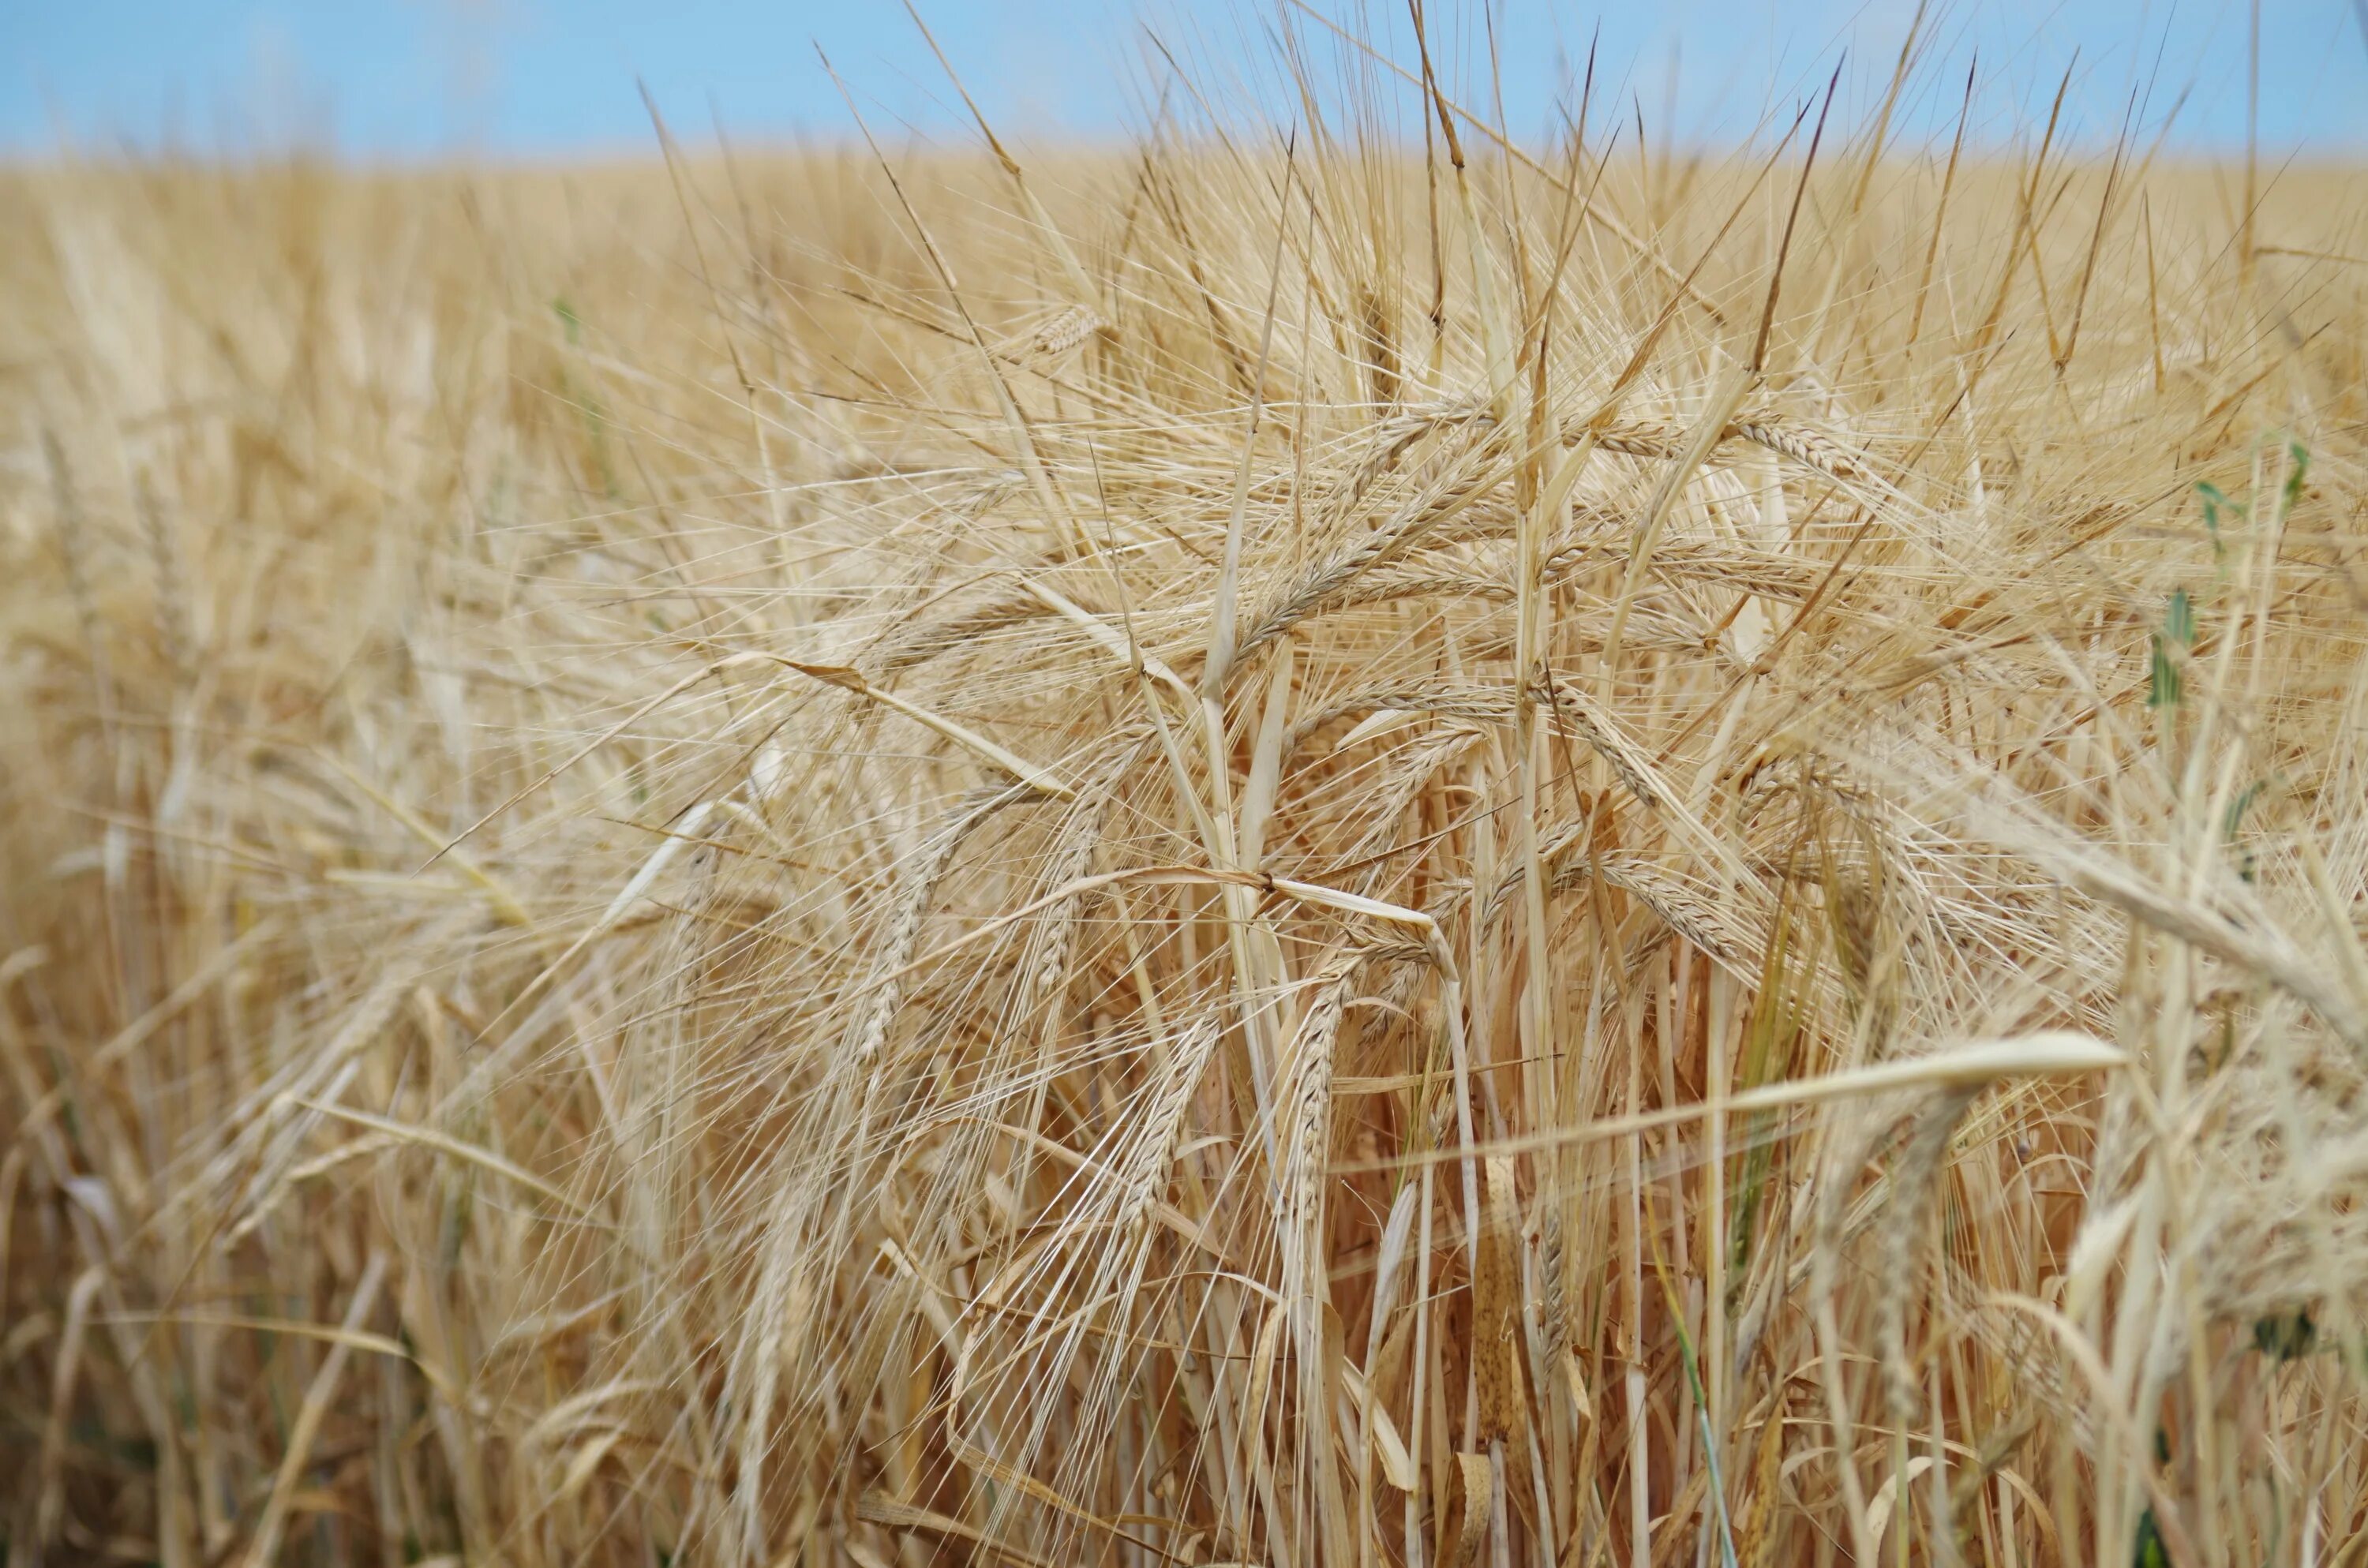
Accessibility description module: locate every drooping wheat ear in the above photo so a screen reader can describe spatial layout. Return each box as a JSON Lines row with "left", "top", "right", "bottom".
{"left": 1587, "top": 417, "right": 1692, "bottom": 459}
{"left": 1288, "top": 563, "right": 1718, "bottom": 652}
{"left": 1534, "top": 537, "right": 1826, "bottom": 600}
{"left": 1297, "top": 567, "right": 1518, "bottom": 619}
{"left": 1538, "top": 1198, "right": 1568, "bottom": 1354}
{"left": 735, "top": 773, "right": 1023, "bottom": 1536}
{"left": 1287, "top": 684, "right": 1515, "bottom": 755}
{"left": 1357, "top": 939, "right": 1438, "bottom": 986}
{"left": 1824, "top": 848, "right": 1905, "bottom": 1046}
{"left": 1239, "top": 494, "right": 1697, "bottom": 647}
{"left": 1535, "top": 851, "right": 1766, "bottom": 982}
{"left": 869, "top": 591, "right": 1050, "bottom": 682}
{"left": 1235, "top": 440, "right": 1515, "bottom": 661}
{"left": 1355, "top": 284, "right": 1401, "bottom": 406}
{"left": 1276, "top": 971, "right": 1354, "bottom": 1308}
{"left": 1737, "top": 1387, "right": 1792, "bottom": 1568}
{"left": 1118, "top": 1015, "right": 1225, "bottom": 1230}
{"left": 41, "top": 432, "right": 107, "bottom": 688}
{"left": 1348, "top": 945, "right": 1435, "bottom": 1057}
{"left": 1029, "top": 788, "right": 1110, "bottom": 1016}
{"left": 135, "top": 474, "right": 192, "bottom": 678}
{"left": 1286, "top": 679, "right": 1677, "bottom": 819}
{"left": 1389, "top": 400, "right": 1868, "bottom": 483}
{"left": 1339, "top": 403, "right": 1483, "bottom": 506}
{"left": 215, "top": 965, "right": 418, "bottom": 1238}
{"left": 1729, "top": 415, "right": 1868, "bottom": 483}
{"left": 1281, "top": 969, "right": 1355, "bottom": 1264}
{"left": 1273, "top": 966, "right": 1356, "bottom": 1506}
{"left": 853, "top": 780, "right": 1032, "bottom": 1071}
{"left": 1961, "top": 1300, "right": 2084, "bottom": 1441}
{"left": 1344, "top": 724, "right": 1486, "bottom": 862}
{"left": 1021, "top": 305, "right": 1107, "bottom": 363}
{"left": 1879, "top": 1083, "right": 1980, "bottom": 1428}
{"left": 1534, "top": 676, "right": 1675, "bottom": 813}
{"left": 1554, "top": 410, "right": 1872, "bottom": 484}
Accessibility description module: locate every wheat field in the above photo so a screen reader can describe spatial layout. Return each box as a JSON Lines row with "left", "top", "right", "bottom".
{"left": 6, "top": 24, "right": 2368, "bottom": 1568}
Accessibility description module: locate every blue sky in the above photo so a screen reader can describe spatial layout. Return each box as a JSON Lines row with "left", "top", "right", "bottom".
{"left": 7, "top": 2, "right": 2367, "bottom": 158}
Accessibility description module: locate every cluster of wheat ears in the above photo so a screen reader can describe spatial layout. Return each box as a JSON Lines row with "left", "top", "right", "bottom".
{"left": 6, "top": 12, "right": 2368, "bottom": 1568}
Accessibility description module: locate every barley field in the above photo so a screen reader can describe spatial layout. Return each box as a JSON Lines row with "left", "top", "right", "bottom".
{"left": 6, "top": 25, "right": 2368, "bottom": 1568}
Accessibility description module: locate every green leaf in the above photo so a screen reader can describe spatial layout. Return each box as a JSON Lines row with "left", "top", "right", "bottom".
{"left": 2149, "top": 590, "right": 2194, "bottom": 709}
{"left": 2148, "top": 637, "right": 2180, "bottom": 708}
{"left": 2282, "top": 439, "right": 2310, "bottom": 519}
{"left": 2134, "top": 1506, "right": 2169, "bottom": 1568}
{"left": 2198, "top": 481, "right": 2229, "bottom": 555}
{"left": 2254, "top": 1308, "right": 2317, "bottom": 1361}
{"left": 2224, "top": 780, "right": 2265, "bottom": 840}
